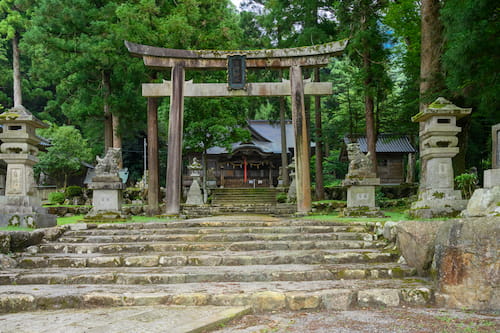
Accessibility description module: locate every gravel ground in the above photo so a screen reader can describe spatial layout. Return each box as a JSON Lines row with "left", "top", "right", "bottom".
{"left": 210, "top": 307, "right": 500, "bottom": 333}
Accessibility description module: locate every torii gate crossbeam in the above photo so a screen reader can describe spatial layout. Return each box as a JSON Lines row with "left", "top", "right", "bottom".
{"left": 126, "top": 40, "right": 347, "bottom": 215}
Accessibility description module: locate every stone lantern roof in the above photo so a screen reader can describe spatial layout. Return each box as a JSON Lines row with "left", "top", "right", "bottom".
{"left": 0, "top": 105, "right": 48, "bottom": 129}
{"left": 412, "top": 97, "right": 472, "bottom": 122}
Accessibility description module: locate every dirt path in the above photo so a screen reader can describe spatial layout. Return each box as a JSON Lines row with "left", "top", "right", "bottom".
{"left": 211, "top": 307, "right": 499, "bottom": 333}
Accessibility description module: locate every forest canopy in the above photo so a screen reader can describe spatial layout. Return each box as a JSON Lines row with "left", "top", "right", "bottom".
{"left": 0, "top": 0, "right": 498, "bottom": 185}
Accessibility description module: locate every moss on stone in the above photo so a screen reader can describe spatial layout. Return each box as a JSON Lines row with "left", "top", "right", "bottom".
{"left": 0, "top": 112, "right": 20, "bottom": 120}
{"left": 432, "top": 192, "right": 445, "bottom": 199}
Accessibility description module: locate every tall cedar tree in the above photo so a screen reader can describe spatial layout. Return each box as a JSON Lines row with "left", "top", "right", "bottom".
{"left": 242, "top": 0, "right": 337, "bottom": 198}
{"left": 336, "top": 0, "right": 391, "bottom": 174}
{"left": 0, "top": 0, "right": 32, "bottom": 108}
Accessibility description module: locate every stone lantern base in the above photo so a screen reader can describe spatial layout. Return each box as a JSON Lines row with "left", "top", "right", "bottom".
{"left": 409, "top": 189, "right": 467, "bottom": 219}
{"left": 0, "top": 196, "right": 57, "bottom": 228}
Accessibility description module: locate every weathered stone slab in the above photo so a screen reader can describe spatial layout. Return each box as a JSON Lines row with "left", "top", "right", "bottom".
{"left": 433, "top": 217, "right": 499, "bottom": 311}
{"left": 320, "top": 289, "right": 355, "bottom": 310}
{"left": 395, "top": 220, "right": 448, "bottom": 275}
{"left": 251, "top": 291, "right": 286, "bottom": 312}
{"left": 357, "top": 289, "right": 400, "bottom": 307}
{"left": 286, "top": 292, "right": 321, "bottom": 311}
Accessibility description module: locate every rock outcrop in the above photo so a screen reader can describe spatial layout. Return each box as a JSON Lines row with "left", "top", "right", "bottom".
{"left": 433, "top": 217, "right": 499, "bottom": 311}
{"left": 395, "top": 220, "right": 448, "bottom": 275}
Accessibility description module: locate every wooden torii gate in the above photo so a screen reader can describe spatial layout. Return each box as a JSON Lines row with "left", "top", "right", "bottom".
{"left": 126, "top": 40, "right": 347, "bottom": 215}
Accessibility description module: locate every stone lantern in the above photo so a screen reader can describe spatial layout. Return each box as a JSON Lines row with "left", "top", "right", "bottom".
{"left": 410, "top": 97, "right": 471, "bottom": 218}
{"left": 0, "top": 106, "right": 56, "bottom": 227}
{"left": 185, "top": 157, "right": 204, "bottom": 205}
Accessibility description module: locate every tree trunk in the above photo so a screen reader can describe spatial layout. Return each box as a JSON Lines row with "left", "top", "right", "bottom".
{"left": 419, "top": 0, "right": 445, "bottom": 185}
{"left": 279, "top": 96, "right": 289, "bottom": 186}
{"left": 102, "top": 70, "right": 113, "bottom": 151}
{"left": 420, "top": 0, "right": 444, "bottom": 109}
{"left": 112, "top": 113, "right": 123, "bottom": 168}
{"left": 314, "top": 68, "right": 324, "bottom": 200}
{"left": 12, "top": 34, "right": 22, "bottom": 107}
{"left": 406, "top": 153, "right": 415, "bottom": 183}
{"left": 362, "top": 23, "right": 377, "bottom": 174}
{"left": 365, "top": 93, "right": 377, "bottom": 174}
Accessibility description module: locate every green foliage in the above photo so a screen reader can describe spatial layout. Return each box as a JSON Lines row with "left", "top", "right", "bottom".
{"left": 276, "top": 192, "right": 287, "bottom": 203}
{"left": 441, "top": 0, "right": 500, "bottom": 170}
{"left": 48, "top": 191, "right": 65, "bottom": 205}
{"left": 35, "top": 124, "right": 93, "bottom": 187}
{"left": 321, "top": 150, "right": 348, "bottom": 186}
{"left": 65, "top": 186, "right": 83, "bottom": 199}
{"left": 454, "top": 172, "right": 478, "bottom": 199}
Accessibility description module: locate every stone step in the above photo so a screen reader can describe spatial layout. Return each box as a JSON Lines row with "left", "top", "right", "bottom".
{"left": 0, "top": 279, "right": 434, "bottom": 313}
{"left": 56, "top": 232, "right": 374, "bottom": 244}
{"left": 16, "top": 250, "right": 398, "bottom": 268}
{"left": 69, "top": 219, "right": 375, "bottom": 230}
{"left": 0, "top": 263, "right": 417, "bottom": 285}
{"left": 35, "top": 239, "right": 385, "bottom": 254}
{"left": 63, "top": 225, "right": 369, "bottom": 236}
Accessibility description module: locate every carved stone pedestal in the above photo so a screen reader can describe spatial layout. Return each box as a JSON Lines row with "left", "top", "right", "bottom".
{"left": 342, "top": 178, "right": 384, "bottom": 217}
{"left": 341, "top": 143, "right": 384, "bottom": 217}
{"left": 84, "top": 149, "right": 128, "bottom": 221}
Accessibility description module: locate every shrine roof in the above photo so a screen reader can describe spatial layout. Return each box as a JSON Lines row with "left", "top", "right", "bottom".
{"left": 343, "top": 134, "right": 417, "bottom": 153}
{"left": 207, "top": 120, "right": 297, "bottom": 155}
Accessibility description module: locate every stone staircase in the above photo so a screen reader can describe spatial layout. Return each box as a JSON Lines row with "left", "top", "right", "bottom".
{"left": 211, "top": 188, "right": 278, "bottom": 205}
{"left": 0, "top": 215, "right": 434, "bottom": 313}
{"left": 187, "top": 188, "right": 296, "bottom": 216}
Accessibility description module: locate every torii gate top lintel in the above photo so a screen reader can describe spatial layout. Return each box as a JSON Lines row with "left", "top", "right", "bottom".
{"left": 125, "top": 39, "right": 348, "bottom": 69}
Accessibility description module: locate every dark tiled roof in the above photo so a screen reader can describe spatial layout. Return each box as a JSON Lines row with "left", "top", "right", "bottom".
{"left": 344, "top": 134, "right": 416, "bottom": 153}
{"left": 206, "top": 120, "right": 299, "bottom": 155}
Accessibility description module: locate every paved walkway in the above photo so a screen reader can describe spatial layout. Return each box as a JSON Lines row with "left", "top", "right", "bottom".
{"left": 0, "top": 305, "right": 250, "bottom": 333}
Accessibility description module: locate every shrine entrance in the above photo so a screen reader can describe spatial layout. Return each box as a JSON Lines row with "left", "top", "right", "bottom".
{"left": 217, "top": 149, "right": 277, "bottom": 188}
{"left": 126, "top": 40, "right": 347, "bottom": 215}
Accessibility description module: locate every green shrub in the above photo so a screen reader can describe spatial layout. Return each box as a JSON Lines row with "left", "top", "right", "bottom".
{"left": 48, "top": 192, "right": 66, "bottom": 205}
{"left": 454, "top": 172, "right": 478, "bottom": 199}
{"left": 276, "top": 192, "right": 288, "bottom": 203}
{"left": 65, "top": 186, "right": 83, "bottom": 198}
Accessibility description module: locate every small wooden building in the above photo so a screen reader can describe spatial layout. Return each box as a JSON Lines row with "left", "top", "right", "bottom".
{"left": 342, "top": 135, "right": 417, "bottom": 184}
{"left": 185, "top": 120, "right": 298, "bottom": 188}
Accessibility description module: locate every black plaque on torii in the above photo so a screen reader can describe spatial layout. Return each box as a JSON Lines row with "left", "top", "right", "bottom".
{"left": 228, "top": 55, "right": 246, "bottom": 90}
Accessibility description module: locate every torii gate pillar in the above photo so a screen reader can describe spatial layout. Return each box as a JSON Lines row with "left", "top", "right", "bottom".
{"left": 165, "top": 64, "right": 185, "bottom": 215}
{"left": 290, "top": 65, "right": 311, "bottom": 212}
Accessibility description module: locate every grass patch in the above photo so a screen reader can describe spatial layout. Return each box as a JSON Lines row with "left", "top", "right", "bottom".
{"left": 43, "top": 204, "right": 92, "bottom": 207}
{"left": 0, "top": 226, "right": 33, "bottom": 231}
{"left": 306, "top": 208, "right": 410, "bottom": 222}
{"left": 305, "top": 208, "right": 457, "bottom": 222}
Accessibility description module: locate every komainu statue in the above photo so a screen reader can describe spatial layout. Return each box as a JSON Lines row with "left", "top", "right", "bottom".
{"left": 95, "top": 148, "right": 121, "bottom": 177}
{"left": 346, "top": 143, "right": 375, "bottom": 178}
